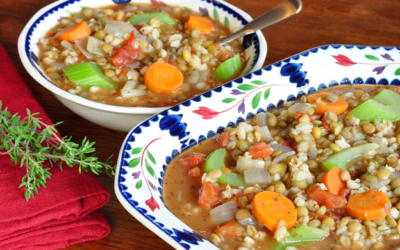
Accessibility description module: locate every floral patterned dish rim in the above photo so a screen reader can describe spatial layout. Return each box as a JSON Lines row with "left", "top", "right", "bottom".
{"left": 115, "top": 44, "right": 400, "bottom": 250}
{"left": 18, "top": 0, "right": 267, "bottom": 114}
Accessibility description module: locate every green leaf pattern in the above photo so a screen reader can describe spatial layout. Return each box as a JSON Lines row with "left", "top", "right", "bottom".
{"left": 213, "top": 8, "right": 220, "bottom": 22}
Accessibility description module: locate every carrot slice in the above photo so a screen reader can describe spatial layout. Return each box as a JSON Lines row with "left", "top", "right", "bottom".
{"left": 253, "top": 191, "right": 297, "bottom": 232}
{"left": 249, "top": 142, "right": 273, "bottom": 159}
{"left": 216, "top": 220, "right": 245, "bottom": 237}
{"left": 347, "top": 189, "right": 391, "bottom": 220}
{"left": 321, "top": 167, "right": 346, "bottom": 195}
{"left": 144, "top": 62, "right": 183, "bottom": 93}
{"left": 306, "top": 185, "right": 347, "bottom": 209}
{"left": 185, "top": 16, "right": 215, "bottom": 35}
{"left": 56, "top": 21, "right": 91, "bottom": 42}
{"left": 307, "top": 92, "right": 348, "bottom": 115}
{"left": 198, "top": 181, "right": 223, "bottom": 208}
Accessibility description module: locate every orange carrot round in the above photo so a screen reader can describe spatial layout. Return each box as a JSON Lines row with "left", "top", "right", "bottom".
{"left": 347, "top": 189, "right": 391, "bottom": 220}
{"left": 321, "top": 167, "right": 346, "bottom": 195}
{"left": 307, "top": 92, "right": 348, "bottom": 115}
{"left": 253, "top": 191, "right": 297, "bottom": 232}
{"left": 249, "top": 142, "right": 273, "bottom": 159}
{"left": 56, "top": 21, "right": 92, "bottom": 42}
{"left": 144, "top": 62, "right": 183, "bottom": 93}
{"left": 185, "top": 16, "right": 215, "bottom": 35}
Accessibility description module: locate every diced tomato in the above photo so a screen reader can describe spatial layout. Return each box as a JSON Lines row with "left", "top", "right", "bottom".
{"left": 164, "top": 56, "right": 180, "bottom": 69}
{"left": 249, "top": 142, "right": 273, "bottom": 159}
{"left": 309, "top": 210, "right": 343, "bottom": 221}
{"left": 118, "top": 67, "right": 130, "bottom": 77}
{"left": 325, "top": 208, "right": 347, "bottom": 219}
{"left": 112, "top": 31, "right": 141, "bottom": 67}
{"left": 181, "top": 11, "right": 198, "bottom": 22}
{"left": 217, "top": 132, "right": 230, "bottom": 147}
{"left": 338, "top": 187, "right": 351, "bottom": 200}
{"left": 134, "top": 25, "right": 144, "bottom": 34}
{"left": 294, "top": 111, "right": 313, "bottom": 121}
{"left": 198, "top": 181, "right": 223, "bottom": 208}
{"left": 321, "top": 118, "right": 331, "bottom": 133}
{"left": 219, "top": 52, "right": 234, "bottom": 62}
{"left": 179, "top": 154, "right": 205, "bottom": 169}
{"left": 230, "top": 191, "right": 255, "bottom": 207}
{"left": 215, "top": 220, "right": 245, "bottom": 237}
{"left": 278, "top": 139, "right": 292, "bottom": 148}
{"left": 306, "top": 185, "right": 347, "bottom": 210}
{"left": 221, "top": 167, "right": 231, "bottom": 174}
{"left": 188, "top": 167, "right": 201, "bottom": 178}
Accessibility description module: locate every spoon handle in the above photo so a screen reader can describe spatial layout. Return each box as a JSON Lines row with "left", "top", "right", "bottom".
{"left": 215, "top": 0, "right": 302, "bottom": 46}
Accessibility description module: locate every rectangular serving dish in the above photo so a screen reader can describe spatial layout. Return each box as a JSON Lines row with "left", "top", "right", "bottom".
{"left": 114, "top": 44, "right": 400, "bottom": 250}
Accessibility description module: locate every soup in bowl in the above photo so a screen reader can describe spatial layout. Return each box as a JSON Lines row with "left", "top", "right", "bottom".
{"left": 18, "top": 0, "right": 266, "bottom": 131}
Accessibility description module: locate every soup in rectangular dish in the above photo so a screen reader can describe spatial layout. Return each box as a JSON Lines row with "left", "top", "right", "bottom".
{"left": 164, "top": 85, "right": 400, "bottom": 250}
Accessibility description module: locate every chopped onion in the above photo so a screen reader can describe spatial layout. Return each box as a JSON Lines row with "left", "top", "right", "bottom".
{"left": 120, "top": 81, "right": 146, "bottom": 98}
{"left": 125, "top": 61, "right": 141, "bottom": 69}
{"left": 364, "top": 178, "right": 390, "bottom": 189}
{"left": 104, "top": 20, "right": 150, "bottom": 42}
{"left": 371, "top": 137, "right": 389, "bottom": 153}
{"left": 87, "top": 36, "right": 105, "bottom": 57}
{"left": 385, "top": 203, "right": 392, "bottom": 214}
{"left": 271, "top": 144, "right": 294, "bottom": 154}
{"left": 244, "top": 169, "right": 271, "bottom": 185}
{"left": 259, "top": 126, "right": 273, "bottom": 142}
{"left": 237, "top": 156, "right": 265, "bottom": 173}
{"left": 287, "top": 103, "right": 315, "bottom": 117}
{"left": 210, "top": 202, "right": 238, "bottom": 224}
{"left": 238, "top": 215, "right": 257, "bottom": 226}
{"left": 61, "top": 40, "right": 75, "bottom": 51}
{"left": 390, "top": 171, "right": 400, "bottom": 180}
{"left": 308, "top": 145, "right": 317, "bottom": 160}
{"left": 255, "top": 112, "right": 267, "bottom": 127}
{"left": 126, "top": 69, "right": 139, "bottom": 80}
{"left": 51, "top": 62, "right": 66, "bottom": 69}
{"left": 271, "top": 151, "right": 296, "bottom": 165}
{"left": 75, "top": 38, "right": 94, "bottom": 59}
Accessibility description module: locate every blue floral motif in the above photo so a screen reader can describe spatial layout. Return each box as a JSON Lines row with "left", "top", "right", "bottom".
{"left": 280, "top": 63, "right": 309, "bottom": 88}
{"left": 159, "top": 114, "right": 190, "bottom": 142}
{"left": 112, "top": 0, "right": 131, "bottom": 3}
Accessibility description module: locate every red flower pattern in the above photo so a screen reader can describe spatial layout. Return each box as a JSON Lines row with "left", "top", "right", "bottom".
{"left": 192, "top": 107, "right": 220, "bottom": 119}
{"left": 145, "top": 197, "right": 160, "bottom": 212}
{"left": 332, "top": 54, "right": 356, "bottom": 66}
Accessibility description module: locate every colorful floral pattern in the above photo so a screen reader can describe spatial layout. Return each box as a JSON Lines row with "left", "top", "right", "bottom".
{"left": 333, "top": 53, "right": 400, "bottom": 75}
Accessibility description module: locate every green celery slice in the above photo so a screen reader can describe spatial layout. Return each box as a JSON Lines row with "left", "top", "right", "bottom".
{"left": 63, "top": 62, "right": 115, "bottom": 89}
{"left": 129, "top": 13, "right": 177, "bottom": 25}
{"left": 214, "top": 54, "right": 243, "bottom": 81}
{"left": 204, "top": 148, "right": 226, "bottom": 172}
{"left": 322, "top": 143, "right": 379, "bottom": 170}
{"left": 349, "top": 89, "right": 400, "bottom": 121}
{"left": 274, "top": 226, "right": 328, "bottom": 250}
{"left": 204, "top": 148, "right": 245, "bottom": 186}
{"left": 218, "top": 172, "right": 246, "bottom": 186}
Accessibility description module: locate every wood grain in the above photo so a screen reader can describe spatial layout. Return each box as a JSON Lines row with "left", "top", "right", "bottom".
{"left": 1, "top": 0, "right": 399, "bottom": 249}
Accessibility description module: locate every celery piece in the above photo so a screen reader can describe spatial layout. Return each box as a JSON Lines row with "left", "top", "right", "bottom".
{"left": 219, "top": 172, "right": 246, "bottom": 186}
{"left": 322, "top": 143, "right": 379, "bottom": 170}
{"left": 204, "top": 148, "right": 226, "bottom": 172}
{"left": 63, "top": 62, "right": 115, "bottom": 89}
{"left": 214, "top": 54, "right": 243, "bottom": 81}
{"left": 204, "top": 148, "right": 245, "bottom": 186}
{"left": 274, "top": 226, "right": 328, "bottom": 250}
{"left": 129, "top": 13, "right": 177, "bottom": 25}
{"left": 349, "top": 89, "right": 400, "bottom": 121}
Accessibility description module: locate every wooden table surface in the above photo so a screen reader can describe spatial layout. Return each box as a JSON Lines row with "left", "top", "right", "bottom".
{"left": 1, "top": 0, "right": 400, "bottom": 249}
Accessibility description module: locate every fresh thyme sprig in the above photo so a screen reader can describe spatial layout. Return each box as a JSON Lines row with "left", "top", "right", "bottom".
{"left": 0, "top": 102, "right": 115, "bottom": 201}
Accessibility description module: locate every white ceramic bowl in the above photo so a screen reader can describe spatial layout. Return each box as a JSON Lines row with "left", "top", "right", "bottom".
{"left": 18, "top": 0, "right": 267, "bottom": 132}
{"left": 114, "top": 44, "right": 400, "bottom": 249}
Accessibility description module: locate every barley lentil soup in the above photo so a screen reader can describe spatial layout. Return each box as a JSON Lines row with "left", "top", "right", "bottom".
{"left": 164, "top": 86, "right": 400, "bottom": 250}
{"left": 38, "top": 4, "right": 245, "bottom": 107}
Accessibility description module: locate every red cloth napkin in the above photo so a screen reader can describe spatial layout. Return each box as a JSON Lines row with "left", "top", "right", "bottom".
{"left": 0, "top": 44, "right": 111, "bottom": 249}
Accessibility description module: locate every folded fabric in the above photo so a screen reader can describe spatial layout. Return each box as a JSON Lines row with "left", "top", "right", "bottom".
{"left": 0, "top": 44, "right": 111, "bottom": 249}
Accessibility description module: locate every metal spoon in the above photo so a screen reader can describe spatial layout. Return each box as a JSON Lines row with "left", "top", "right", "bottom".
{"left": 215, "top": 0, "right": 302, "bottom": 46}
